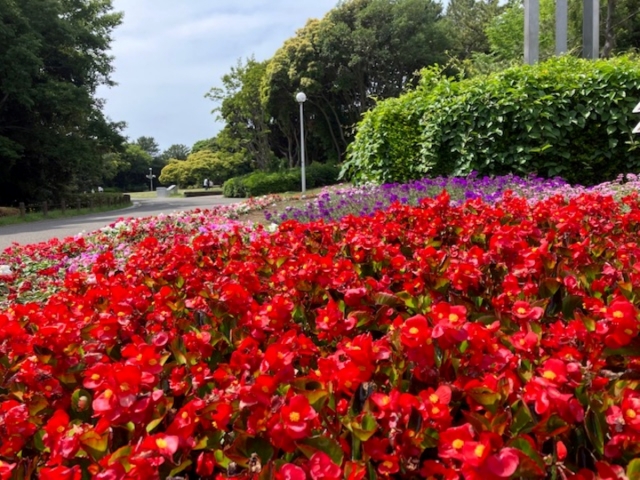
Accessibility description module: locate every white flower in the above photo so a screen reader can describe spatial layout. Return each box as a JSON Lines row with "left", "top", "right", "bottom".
{"left": 266, "top": 223, "right": 279, "bottom": 233}
{"left": 0, "top": 265, "right": 12, "bottom": 276}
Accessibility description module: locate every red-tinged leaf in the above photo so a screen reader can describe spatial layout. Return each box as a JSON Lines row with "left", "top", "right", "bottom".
{"left": 373, "top": 292, "right": 402, "bottom": 307}
{"left": 297, "top": 436, "right": 344, "bottom": 466}
{"left": 539, "top": 278, "right": 561, "bottom": 298}
{"left": 604, "top": 345, "right": 640, "bottom": 357}
{"left": 80, "top": 430, "right": 109, "bottom": 461}
{"left": 508, "top": 436, "right": 545, "bottom": 476}
{"left": 562, "top": 294, "right": 583, "bottom": 319}
{"left": 467, "top": 386, "right": 501, "bottom": 413}
{"left": 349, "top": 414, "right": 378, "bottom": 442}
{"left": 169, "top": 460, "right": 192, "bottom": 478}
{"left": 194, "top": 431, "right": 225, "bottom": 450}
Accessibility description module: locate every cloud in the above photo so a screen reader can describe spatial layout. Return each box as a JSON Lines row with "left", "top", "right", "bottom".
{"left": 98, "top": 0, "right": 337, "bottom": 151}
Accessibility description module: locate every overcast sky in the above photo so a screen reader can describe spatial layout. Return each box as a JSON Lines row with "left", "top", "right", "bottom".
{"left": 97, "top": 1, "right": 338, "bottom": 152}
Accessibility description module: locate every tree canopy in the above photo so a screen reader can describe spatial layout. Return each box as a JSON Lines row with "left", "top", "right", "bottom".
{"left": 0, "top": 0, "right": 125, "bottom": 204}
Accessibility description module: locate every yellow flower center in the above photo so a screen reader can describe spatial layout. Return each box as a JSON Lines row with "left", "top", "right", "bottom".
{"left": 409, "top": 327, "right": 419, "bottom": 335}
{"left": 382, "top": 461, "right": 394, "bottom": 469}
{"left": 627, "top": 409, "right": 637, "bottom": 419}
{"left": 449, "top": 313, "right": 459, "bottom": 323}
{"left": 452, "top": 439, "right": 464, "bottom": 449}
{"left": 613, "top": 310, "right": 624, "bottom": 319}
{"left": 104, "top": 389, "right": 113, "bottom": 399}
{"left": 156, "top": 438, "right": 167, "bottom": 449}
{"left": 91, "top": 373, "right": 100, "bottom": 380}
{"left": 542, "top": 370, "right": 557, "bottom": 380}
{"left": 148, "top": 358, "right": 157, "bottom": 366}
{"left": 517, "top": 307, "right": 527, "bottom": 314}
{"left": 57, "top": 426, "right": 65, "bottom": 433}
{"left": 475, "top": 444, "right": 486, "bottom": 457}
{"left": 432, "top": 407, "right": 440, "bottom": 415}
{"left": 429, "top": 394, "right": 439, "bottom": 403}
{"left": 289, "top": 411, "right": 300, "bottom": 422}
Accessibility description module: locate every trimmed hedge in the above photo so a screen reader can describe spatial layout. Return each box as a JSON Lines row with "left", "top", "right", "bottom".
{"left": 342, "top": 56, "right": 640, "bottom": 186}
{"left": 223, "top": 163, "right": 341, "bottom": 198}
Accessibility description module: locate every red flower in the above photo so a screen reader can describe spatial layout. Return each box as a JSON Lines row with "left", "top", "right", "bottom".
{"left": 277, "top": 464, "right": 307, "bottom": 480}
{"left": 438, "top": 423, "right": 475, "bottom": 461}
{"left": 139, "top": 433, "right": 180, "bottom": 457}
{"left": 512, "top": 301, "right": 544, "bottom": 322}
{"left": 39, "top": 465, "right": 81, "bottom": 480}
{"left": 280, "top": 394, "right": 318, "bottom": 440}
{"left": 309, "top": 451, "right": 342, "bottom": 480}
{"left": 196, "top": 452, "right": 216, "bottom": 477}
{"left": 0, "top": 460, "right": 15, "bottom": 480}
{"left": 400, "top": 314, "right": 431, "bottom": 348}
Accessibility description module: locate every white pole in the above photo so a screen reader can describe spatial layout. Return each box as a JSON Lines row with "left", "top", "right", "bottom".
{"left": 299, "top": 101, "right": 306, "bottom": 193}
{"left": 296, "top": 92, "right": 307, "bottom": 193}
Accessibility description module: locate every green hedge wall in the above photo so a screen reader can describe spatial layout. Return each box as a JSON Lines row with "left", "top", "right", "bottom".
{"left": 342, "top": 56, "right": 640, "bottom": 186}
{"left": 223, "top": 163, "right": 341, "bottom": 198}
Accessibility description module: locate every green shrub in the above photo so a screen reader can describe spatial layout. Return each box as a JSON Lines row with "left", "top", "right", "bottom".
{"left": 343, "top": 56, "right": 640, "bottom": 186}
{"left": 222, "top": 176, "right": 247, "bottom": 198}
{"left": 223, "top": 163, "right": 341, "bottom": 198}
{"left": 340, "top": 68, "right": 443, "bottom": 185}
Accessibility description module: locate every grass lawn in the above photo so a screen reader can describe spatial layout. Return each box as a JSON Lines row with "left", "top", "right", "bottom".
{"left": 0, "top": 203, "right": 132, "bottom": 227}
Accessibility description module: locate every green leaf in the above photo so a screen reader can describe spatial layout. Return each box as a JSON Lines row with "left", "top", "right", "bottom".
{"left": 627, "top": 458, "right": 640, "bottom": 480}
{"left": 561, "top": 295, "right": 583, "bottom": 319}
{"left": 214, "top": 449, "right": 231, "bottom": 469}
{"left": 508, "top": 436, "right": 546, "bottom": 476}
{"left": 349, "top": 414, "right": 378, "bottom": 442}
{"left": 297, "top": 436, "right": 344, "bottom": 465}
{"left": 510, "top": 400, "right": 534, "bottom": 435}
{"left": 169, "top": 460, "right": 192, "bottom": 477}
{"left": 80, "top": 430, "right": 110, "bottom": 461}
{"left": 466, "top": 386, "right": 501, "bottom": 413}
{"left": 584, "top": 409, "right": 606, "bottom": 456}
{"left": 373, "top": 292, "right": 402, "bottom": 307}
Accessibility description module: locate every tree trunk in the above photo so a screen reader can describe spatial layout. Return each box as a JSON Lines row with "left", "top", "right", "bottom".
{"left": 308, "top": 99, "right": 343, "bottom": 162}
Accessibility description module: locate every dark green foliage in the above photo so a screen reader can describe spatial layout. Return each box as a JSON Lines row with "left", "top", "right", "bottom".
{"left": 343, "top": 56, "right": 640, "bottom": 186}
{"left": 223, "top": 163, "right": 341, "bottom": 198}
{"left": 0, "top": 0, "right": 124, "bottom": 205}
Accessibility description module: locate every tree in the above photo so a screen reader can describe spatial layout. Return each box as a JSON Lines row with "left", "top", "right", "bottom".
{"left": 161, "top": 144, "right": 190, "bottom": 161}
{"left": 444, "top": 0, "right": 503, "bottom": 60}
{"left": 107, "top": 143, "right": 153, "bottom": 192}
{"left": 159, "top": 149, "right": 248, "bottom": 187}
{"left": 134, "top": 136, "right": 161, "bottom": 159}
{"left": 206, "top": 58, "right": 274, "bottom": 171}
{"left": 0, "top": 0, "right": 125, "bottom": 204}
{"left": 260, "top": 0, "right": 450, "bottom": 165}
{"left": 192, "top": 138, "right": 216, "bottom": 153}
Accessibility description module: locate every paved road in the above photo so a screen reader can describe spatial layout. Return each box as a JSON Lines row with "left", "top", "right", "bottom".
{"left": 0, "top": 196, "right": 241, "bottom": 251}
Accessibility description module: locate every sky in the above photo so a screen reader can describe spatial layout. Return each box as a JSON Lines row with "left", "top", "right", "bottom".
{"left": 97, "top": 1, "right": 338, "bottom": 152}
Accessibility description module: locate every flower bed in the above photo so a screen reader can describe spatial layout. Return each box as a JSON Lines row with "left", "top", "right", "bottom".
{"left": 266, "top": 173, "right": 640, "bottom": 224}
{"left": 1, "top": 189, "right": 640, "bottom": 478}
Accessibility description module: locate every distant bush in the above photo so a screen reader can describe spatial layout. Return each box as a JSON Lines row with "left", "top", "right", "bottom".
{"left": 342, "top": 56, "right": 640, "bottom": 186}
{"left": 223, "top": 163, "right": 341, "bottom": 198}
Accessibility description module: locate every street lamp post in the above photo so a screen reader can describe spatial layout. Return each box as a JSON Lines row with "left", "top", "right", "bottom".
{"left": 296, "top": 91, "right": 307, "bottom": 193}
{"left": 149, "top": 167, "right": 153, "bottom": 192}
